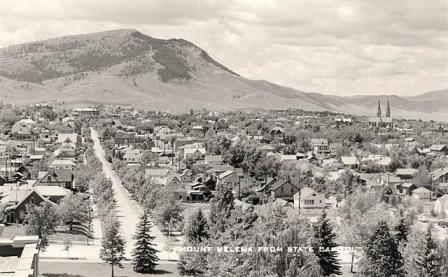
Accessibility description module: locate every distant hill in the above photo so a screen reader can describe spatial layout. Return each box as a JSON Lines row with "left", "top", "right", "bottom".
{"left": 0, "top": 29, "right": 446, "bottom": 121}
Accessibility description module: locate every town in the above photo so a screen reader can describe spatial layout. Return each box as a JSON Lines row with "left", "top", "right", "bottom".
{"left": 0, "top": 100, "right": 447, "bottom": 276}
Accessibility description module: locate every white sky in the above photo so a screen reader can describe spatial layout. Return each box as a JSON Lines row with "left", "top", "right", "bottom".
{"left": 0, "top": 0, "right": 447, "bottom": 96}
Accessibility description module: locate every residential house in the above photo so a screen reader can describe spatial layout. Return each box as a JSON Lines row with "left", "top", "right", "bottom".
{"left": 270, "top": 126, "right": 285, "bottom": 140}
{"left": 184, "top": 147, "right": 206, "bottom": 161}
{"left": 293, "top": 187, "right": 326, "bottom": 209}
{"left": 11, "top": 119, "right": 37, "bottom": 135}
{"left": 397, "top": 183, "right": 417, "bottom": 196}
{"left": 205, "top": 155, "right": 223, "bottom": 166}
{"left": 145, "top": 168, "right": 170, "bottom": 185}
{"left": 33, "top": 185, "right": 70, "bottom": 203}
{"left": 3, "top": 189, "right": 51, "bottom": 223}
{"left": 340, "top": 156, "right": 360, "bottom": 169}
{"left": 56, "top": 133, "right": 79, "bottom": 149}
{"left": 412, "top": 187, "right": 431, "bottom": 200}
{"left": 49, "top": 159, "right": 75, "bottom": 170}
{"left": 435, "top": 194, "right": 448, "bottom": 215}
{"left": 123, "top": 149, "right": 142, "bottom": 164}
{"left": 438, "top": 183, "right": 448, "bottom": 194}
{"left": 432, "top": 168, "right": 448, "bottom": 184}
{"left": 270, "top": 179, "right": 300, "bottom": 200}
{"left": 190, "top": 125, "right": 206, "bottom": 137}
{"left": 36, "top": 169, "right": 75, "bottom": 189}
{"left": 396, "top": 168, "right": 418, "bottom": 180}
{"left": 39, "top": 129, "right": 52, "bottom": 144}
{"left": 429, "top": 144, "right": 448, "bottom": 155}
{"left": 218, "top": 170, "right": 240, "bottom": 187}
{"left": 114, "top": 131, "right": 136, "bottom": 146}
{"left": 311, "top": 139, "right": 330, "bottom": 156}
{"left": 184, "top": 183, "right": 212, "bottom": 201}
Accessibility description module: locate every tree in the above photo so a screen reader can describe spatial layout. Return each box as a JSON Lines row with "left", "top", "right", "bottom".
{"left": 403, "top": 227, "right": 442, "bottom": 277}
{"left": 26, "top": 202, "right": 59, "bottom": 250}
{"left": 132, "top": 213, "right": 159, "bottom": 273}
{"left": 313, "top": 211, "right": 341, "bottom": 276}
{"left": 209, "top": 182, "right": 234, "bottom": 235}
{"left": 156, "top": 199, "right": 184, "bottom": 233}
{"left": 360, "top": 220, "right": 404, "bottom": 277}
{"left": 394, "top": 211, "right": 410, "bottom": 244}
{"left": 40, "top": 108, "right": 57, "bottom": 120}
{"left": 413, "top": 164, "right": 432, "bottom": 188}
{"left": 63, "top": 237, "right": 73, "bottom": 257}
{"left": 100, "top": 216, "right": 126, "bottom": 277}
{"left": 59, "top": 193, "right": 91, "bottom": 230}
{"left": 185, "top": 209, "right": 209, "bottom": 243}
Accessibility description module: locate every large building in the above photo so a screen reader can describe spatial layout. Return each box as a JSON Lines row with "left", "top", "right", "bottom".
{"left": 369, "top": 100, "right": 393, "bottom": 128}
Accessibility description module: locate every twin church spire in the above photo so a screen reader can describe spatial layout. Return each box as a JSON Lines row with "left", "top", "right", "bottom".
{"left": 377, "top": 100, "right": 391, "bottom": 117}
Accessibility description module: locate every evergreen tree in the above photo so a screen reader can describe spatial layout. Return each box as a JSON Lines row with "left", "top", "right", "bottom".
{"left": 185, "top": 209, "right": 209, "bottom": 243}
{"left": 425, "top": 228, "right": 442, "bottom": 277}
{"left": 132, "top": 213, "right": 159, "bottom": 273}
{"left": 209, "top": 182, "right": 234, "bottom": 234}
{"left": 313, "top": 211, "right": 341, "bottom": 276}
{"left": 403, "top": 227, "right": 442, "bottom": 277}
{"left": 394, "top": 211, "right": 410, "bottom": 244}
{"left": 360, "top": 220, "right": 404, "bottom": 277}
{"left": 100, "top": 218, "right": 126, "bottom": 277}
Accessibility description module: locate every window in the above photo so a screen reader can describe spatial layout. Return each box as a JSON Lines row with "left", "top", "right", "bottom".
{"left": 30, "top": 197, "right": 35, "bottom": 205}
{"left": 304, "top": 200, "right": 314, "bottom": 205}
{"left": 280, "top": 187, "right": 284, "bottom": 194}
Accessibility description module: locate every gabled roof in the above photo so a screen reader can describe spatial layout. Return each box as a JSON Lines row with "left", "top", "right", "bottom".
{"left": 413, "top": 187, "right": 431, "bottom": 193}
{"left": 218, "top": 170, "right": 235, "bottom": 180}
{"left": 271, "top": 179, "right": 297, "bottom": 191}
{"left": 396, "top": 168, "right": 418, "bottom": 176}
{"left": 184, "top": 148, "right": 206, "bottom": 154}
{"left": 341, "top": 156, "right": 359, "bottom": 165}
{"left": 296, "top": 187, "right": 321, "bottom": 199}
{"left": 432, "top": 168, "right": 448, "bottom": 180}
{"left": 38, "top": 169, "right": 73, "bottom": 183}
{"left": 430, "top": 144, "right": 447, "bottom": 151}
{"left": 34, "top": 186, "right": 70, "bottom": 197}
{"left": 57, "top": 133, "right": 78, "bottom": 144}
{"left": 50, "top": 159, "right": 75, "bottom": 166}
{"left": 401, "top": 183, "right": 416, "bottom": 188}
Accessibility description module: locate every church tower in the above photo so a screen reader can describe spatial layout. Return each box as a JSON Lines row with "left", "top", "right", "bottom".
{"left": 377, "top": 100, "right": 382, "bottom": 117}
{"left": 386, "top": 100, "right": 391, "bottom": 117}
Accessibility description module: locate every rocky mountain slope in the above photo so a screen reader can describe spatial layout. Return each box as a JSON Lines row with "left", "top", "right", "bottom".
{"left": 0, "top": 29, "right": 446, "bottom": 120}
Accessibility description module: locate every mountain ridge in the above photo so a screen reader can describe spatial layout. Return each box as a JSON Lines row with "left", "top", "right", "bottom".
{"left": 0, "top": 29, "right": 446, "bottom": 121}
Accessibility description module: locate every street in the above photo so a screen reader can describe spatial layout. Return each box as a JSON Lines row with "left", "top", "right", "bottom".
{"left": 90, "top": 128, "right": 178, "bottom": 261}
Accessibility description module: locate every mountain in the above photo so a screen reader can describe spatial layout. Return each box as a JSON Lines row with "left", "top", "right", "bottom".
{"left": 0, "top": 29, "right": 446, "bottom": 121}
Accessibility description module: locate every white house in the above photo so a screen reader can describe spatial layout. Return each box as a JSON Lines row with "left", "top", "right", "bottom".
{"left": 184, "top": 148, "right": 206, "bottom": 160}
{"left": 412, "top": 187, "right": 431, "bottom": 200}
{"left": 123, "top": 149, "right": 142, "bottom": 164}
{"left": 294, "top": 187, "right": 326, "bottom": 209}
{"left": 435, "top": 194, "right": 448, "bottom": 215}
{"left": 49, "top": 159, "right": 75, "bottom": 170}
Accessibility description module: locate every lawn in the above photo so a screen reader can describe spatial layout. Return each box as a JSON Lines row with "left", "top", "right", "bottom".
{"left": 40, "top": 261, "right": 180, "bottom": 277}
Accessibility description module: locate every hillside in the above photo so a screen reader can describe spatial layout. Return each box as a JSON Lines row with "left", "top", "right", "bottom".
{"left": 0, "top": 29, "right": 446, "bottom": 120}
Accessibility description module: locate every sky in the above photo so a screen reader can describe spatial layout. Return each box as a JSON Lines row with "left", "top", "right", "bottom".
{"left": 0, "top": 0, "right": 447, "bottom": 96}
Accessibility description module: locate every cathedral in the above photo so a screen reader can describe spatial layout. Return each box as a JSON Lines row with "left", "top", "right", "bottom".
{"left": 369, "top": 100, "right": 393, "bottom": 128}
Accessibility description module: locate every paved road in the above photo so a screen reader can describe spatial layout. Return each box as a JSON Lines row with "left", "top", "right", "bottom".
{"left": 90, "top": 128, "right": 178, "bottom": 261}
{"left": 40, "top": 261, "right": 179, "bottom": 277}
